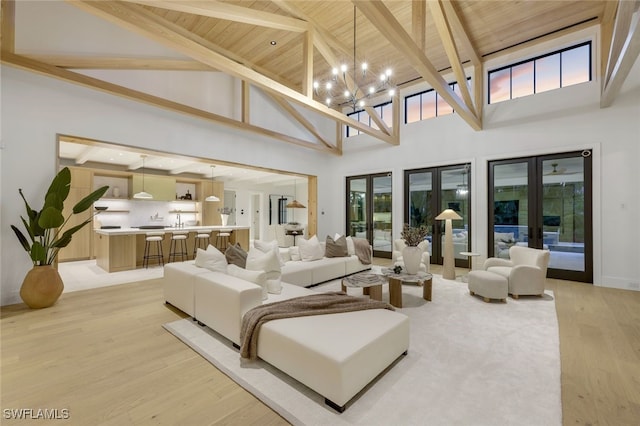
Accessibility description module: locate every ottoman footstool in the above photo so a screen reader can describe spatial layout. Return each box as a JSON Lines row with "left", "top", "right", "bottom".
{"left": 468, "top": 270, "right": 508, "bottom": 303}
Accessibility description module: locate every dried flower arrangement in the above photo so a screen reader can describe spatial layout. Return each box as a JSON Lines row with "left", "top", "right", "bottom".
{"left": 401, "top": 224, "right": 429, "bottom": 247}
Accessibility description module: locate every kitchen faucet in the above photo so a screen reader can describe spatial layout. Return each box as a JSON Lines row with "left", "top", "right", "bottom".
{"left": 176, "top": 212, "right": 182, "bottom": 228}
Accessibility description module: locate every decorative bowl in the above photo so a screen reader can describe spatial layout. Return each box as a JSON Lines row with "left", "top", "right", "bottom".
{"left": 94, "top": 206, "right": 109, "bottom": 211}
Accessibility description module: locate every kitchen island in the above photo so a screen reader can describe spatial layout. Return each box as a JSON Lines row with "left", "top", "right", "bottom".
{"left": 94, "top": 226, "right": 250, "bottom": 272}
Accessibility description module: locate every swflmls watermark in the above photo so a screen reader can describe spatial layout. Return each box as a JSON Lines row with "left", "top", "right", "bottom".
{"left": 3, "top": 408, "right": 70, "bottom": 420}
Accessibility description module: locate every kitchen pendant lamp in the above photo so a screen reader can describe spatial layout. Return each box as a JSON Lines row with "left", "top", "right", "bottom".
{"left": 286, "top": 179, "right": 306, "bottom": 209}
{"left": 133, "top": 154, "right": 153, "bottom": 200}
{"left": 205, "top": 165, "right": 220, "bottom": 202}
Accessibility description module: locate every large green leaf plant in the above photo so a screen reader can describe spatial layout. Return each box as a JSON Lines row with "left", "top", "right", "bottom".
{"left": 11, "top": 167, "right": 109, "bottom": 266}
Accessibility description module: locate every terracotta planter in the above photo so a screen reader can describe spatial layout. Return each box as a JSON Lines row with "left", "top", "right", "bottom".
{"left": 402, "top": 246, "right": 423, "bottom": 275}
{"left": 20, "top": 265, "right": 64, "bottom": 309}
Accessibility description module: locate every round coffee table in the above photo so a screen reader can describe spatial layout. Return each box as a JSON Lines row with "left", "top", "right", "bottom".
{"left": 341, "top": 272, "right": 387, "bottom": 301}
{"left": 381, "top": 269, "right": 433, "bottom": 307}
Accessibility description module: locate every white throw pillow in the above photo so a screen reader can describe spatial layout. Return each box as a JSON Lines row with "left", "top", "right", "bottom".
{"left": 297, "top": 235, "right": 324, "bottom": 261}
{"left": 289, "top": 246, "right": 301, "bottom": 261}
{"left": 194, "top": 245, "right": 227, "bottom": 273}
{"left": 227, "top": 264, "right": 267, "bottom": 300}
{"left": 345, "top": 236, "right": 355, "bottom": 255}
{"left": 254, "top": 239, "right": 285, "bottom": 266}
{"left": 246, "top": 248, "right": 281, "bottom": 274}
{"left": 265, "top": 274, "right": 282, "bottom": 294}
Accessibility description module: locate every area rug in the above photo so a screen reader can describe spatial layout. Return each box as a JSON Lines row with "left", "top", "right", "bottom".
{"left": 163, "top": 275, "right": 561, "bottom": 426}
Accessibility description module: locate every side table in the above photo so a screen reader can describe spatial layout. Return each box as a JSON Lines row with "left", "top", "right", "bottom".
{"left": 459, "top": 251, "right": 481, "bottom": 282}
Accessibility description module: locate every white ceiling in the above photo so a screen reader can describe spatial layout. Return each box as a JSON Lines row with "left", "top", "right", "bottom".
{"left": 58, "top": 139, "right": 298, "bottom": 187}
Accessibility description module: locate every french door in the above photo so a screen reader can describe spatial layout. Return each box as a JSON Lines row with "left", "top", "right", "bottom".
{"left": 404, "top": 164, "right": 471, "bottom": 267}
{"left": 488, "top": 150, "right": 593, "bottom": 282}
{"left": 346, "top": 173, "right": 392, "bottom": 258}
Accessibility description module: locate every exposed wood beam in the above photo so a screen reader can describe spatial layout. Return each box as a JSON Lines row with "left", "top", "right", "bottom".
{"left": 266, "top": 93, "right": 338, "bottom": 152}
{"left": 392, "top": 90, "right": 400, "bottom": 141}
{"left": 0, "top": 52, "right": 333, "bottom": 154}
{"left": 364, "top": 105, "right": 394, "bottom": 141}
{"left": 601, "top": 5, "right": 640, "bottom": 108}
{"left": 441, "top": 0, "right": 481, "bottom": 68}
{"left": 75, "top": 145, "right": 95, "bottom": 165}
{"left": 241, "top": 80, "right": 250, "bottom": 123}
{"left": 604, "top": 0, "right": 636, "bottom": 85}
{"left": 428, "top": 0, "right": 475, "bottom": 116}
{"left": 22, "top": 55, "right": 214, "bottom": 71}
{"left": 302, "top": 27, "right": 314, "bottom": 97}
{"left": 600, "top": 0, "right": 619, "bottom": 79}
{"left": 1, "top": 0, "right": 15, "bottom": 53}
{"left": 412, "top": 0, "right": 426, "bottom": 52}
{"left": 354, "top": 0, "right": 481, "bottom": 131}
{"left": 69, "top": 0, "right": 395, "bottom": 144}
{"left": 123, "top": 0, "right": 308, "bottom": 32}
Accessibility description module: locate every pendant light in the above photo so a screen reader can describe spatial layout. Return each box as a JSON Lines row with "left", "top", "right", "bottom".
{"left": 133, "top": 154, "right": 153, "bottom": 199}
{"left": 286, "top": 179, "right": 306, "bottom": 209}
{"left": 205, "top": 165, "right": 220, "bottom": 202}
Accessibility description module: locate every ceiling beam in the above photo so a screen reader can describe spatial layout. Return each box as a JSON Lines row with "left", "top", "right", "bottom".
{"left": 428, "top": 0, "right": 475, "bottom": 116}
{"left": 75, "top": 145, "right": 97, "bottom": 165}
{"left": 354, "top": 0, "right": 481, "bottom": 131}
{"left": 600, "top": 0, "right": 619, "bottom": 79}
{"left": 412, "top": 0, "right": 426, "bottom": 52}
{"left": 604, "top": 0, "right": 637, "bottom": 86}
{"left": 123, "top": 0, "right": 309, "bottom": 32}
{"left": 69, "top": 0, "right": 396, "bottom": 145}
{"left": 1, "top": 0, "right": 15, "bottom": 54}
{"left": 22, "top": 55, "right": 215, "bottom": 71}
{"left": 265, "top": 92, "right": 338, "bottom": 152}
{"left": 601, "top": 4, "right": 640, "bottom": 108}
{"left": 0, "top": 52, "right": 333, "bottom": 154}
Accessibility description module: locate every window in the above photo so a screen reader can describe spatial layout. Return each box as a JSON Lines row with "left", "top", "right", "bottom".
{"left": 488, "top": 41, "right": 591, "bottom": 104}
{"left": 345, "top": 101, "right": 393, "bottom": 138}
{"left": 404, "top": 79, "right": 467, "bottom": 124}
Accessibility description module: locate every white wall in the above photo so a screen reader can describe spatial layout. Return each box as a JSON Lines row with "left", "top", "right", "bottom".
{"left": 2, "top": 36, "right": 639, "bottom": 305}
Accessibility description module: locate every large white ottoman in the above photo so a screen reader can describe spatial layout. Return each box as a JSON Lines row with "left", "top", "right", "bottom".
{"left": 468, "top": 270, "right": 508, "bottom": 303}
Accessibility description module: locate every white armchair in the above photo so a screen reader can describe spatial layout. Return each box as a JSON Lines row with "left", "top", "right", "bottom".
{"left": 392, "top": 239, "right": 431, "bottom": 272}
{"left": 482, "top": 245, "right": 550, "bottom": 298}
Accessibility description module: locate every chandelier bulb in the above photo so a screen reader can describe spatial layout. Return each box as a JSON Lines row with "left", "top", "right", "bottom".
{"left": 361, "top": 62, "right": 368, "bottom": 70}
{"left": 380, "top": 73, "right": 386, "bottom": 82}
{"left": 358, "top": 100, "right": 365, "bottom": 107}
{"left": 326, "top": 82, "right": 332, "bottom": 90}
{"left": 369, "top": 86, "right": 375, "bottom": 94}
{"left": 386, "top": 68, "right": 392, "bottom": 77}
{"left": 344, "top": 90, "right": 350, "bottom": 97}
{"left": 332, "top": 67, "right": 338, "bottom": 76}
{"left": 340, "top": 64, "right": 348, "bottom": 73}
{"left": 388, "top": 88, "right": 395, "bottom": 97}
{"left": 325, "top": 98, "right": 331, "bottom": 105}
{"left": 313, "top": 81, "right": 319, "bottom": 89}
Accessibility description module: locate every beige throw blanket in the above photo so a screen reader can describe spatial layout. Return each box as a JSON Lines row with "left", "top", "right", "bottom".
{"left": 352, "top": 237, "right": 372, "bottom": 265}
{"left": 240, "top": 292, "right": 394, "bottom": 360}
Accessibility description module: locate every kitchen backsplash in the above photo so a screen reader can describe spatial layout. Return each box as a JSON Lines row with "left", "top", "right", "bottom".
{"left": 93, "top": 199, "right": 199, "bottom": 228}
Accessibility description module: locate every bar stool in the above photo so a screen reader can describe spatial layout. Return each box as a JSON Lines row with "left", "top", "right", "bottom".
{"left": 193, "top": 232, "right": 211, "bottom": 257}
{"left": 168, "top": 231, "right": 189, "bottom": 263}
{"left": 143, "top": 232, "right": 165, "bottom": 268}
{"left": 216, "top": 229, "right": 232, "bottom": 252}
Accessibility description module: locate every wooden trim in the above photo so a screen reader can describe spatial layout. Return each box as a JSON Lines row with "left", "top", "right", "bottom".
{"left": 0, "top": 0, "right": 15, "bottom": 53}
{"left": 601, "top": 4, "right": 640, "bottom": 108}
{"left": 392, "top": 90, "right": 400, "bottom": 141}
{"left": 302, "top": 28, "right": 314, "bottom": 97}
{"left": 412, "top": 0, "right": 426, "bottom": 52}
{"left": 70, "top": 0, "right": 396, "bottom": 145}
{"left": 604, "top": 0, "right": 635, "bottom": 86}
{"left": 1, "top": 53, "right": 334, "bottom": 153}
{"left": 364, "top": 106, "right": 392, "bottom": 137}
{"left": 241, "top": 81, "right": 250, "bottom": 123}
{"left": 428, "top": 1, "right": 475, "bottom": 116}
{"left": 355, "top": 0, "right": 481, "bottom": 131}
{"left": 441, "top": 0, "right": 481, "bottom": 67}
{"left": 22, "top": 55, "right": 214, "bottom": 70}
{"left": 123, "top": 0, "right": 309, "bottom": 32}
{"left": 306, "top": 175, "right": 318, "bottom": 238}
{"left": 600, "top": 0, "right": 619, "bottom": 79}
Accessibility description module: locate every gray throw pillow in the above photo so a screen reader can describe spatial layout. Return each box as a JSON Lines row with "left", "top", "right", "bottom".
{"left": 325, "top": 235, "right": 348, "bottom": 258}
{"left": 225, "top": 243, "right": 248, "bottom": 268}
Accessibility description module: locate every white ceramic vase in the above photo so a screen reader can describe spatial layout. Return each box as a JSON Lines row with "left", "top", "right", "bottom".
{"left": 402, "top": 246, "right": 423, "bottom": 275}
{"left": 220, "top": 213, "right": 229, "bottom": 227}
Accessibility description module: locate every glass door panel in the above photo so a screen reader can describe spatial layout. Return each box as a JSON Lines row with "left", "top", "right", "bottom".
{"left": 541, "top": 156, "right": 589, "bottom": 276}
{"left": 440, "top": 166, "right": 471, "bottom": 263}
{"left": 490, "top": 161, "right": 531, "bottom": 259}
{"left": 372, "top": 175, "right": 392, "bottom": 257}
{"left": 408, "top": 171, "right": 433, "bottom": 256}
{"left": 347, "top": 177, "right": 368, "bottom": 240}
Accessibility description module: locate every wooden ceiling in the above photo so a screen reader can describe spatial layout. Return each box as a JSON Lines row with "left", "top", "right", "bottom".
{"left": 2, "top": 1, "right": 638, "bottom": 154}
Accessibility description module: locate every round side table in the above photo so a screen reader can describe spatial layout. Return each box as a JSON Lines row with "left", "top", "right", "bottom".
{"left": 459, "top": 251, "right": 481, "bottom": 282}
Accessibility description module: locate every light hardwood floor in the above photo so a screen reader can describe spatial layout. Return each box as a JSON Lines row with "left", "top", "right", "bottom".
{"left": 2, "top": 263, "right": 639, "bottom": 425}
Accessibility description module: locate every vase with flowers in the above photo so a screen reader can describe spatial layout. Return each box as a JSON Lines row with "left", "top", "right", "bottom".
{"left": 400, "top": 224, "right": 429, "bottom": 275}
{"left": 218, "top": 207, "right": 234, "bottom": 227}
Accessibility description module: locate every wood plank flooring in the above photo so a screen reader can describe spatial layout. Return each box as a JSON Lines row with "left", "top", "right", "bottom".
{"left": 2, "top": 264, "right": 639, "bottom": 425}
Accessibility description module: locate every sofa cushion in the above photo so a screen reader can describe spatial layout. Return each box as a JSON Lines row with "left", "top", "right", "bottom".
{"left": 246, "top": 247, "right": 281, "bottom": 274}
{"left": 325, "top": 235, "right": 348, "bottom": 258}
{"left": 298, "top": 235, "right": 324, "bottom": 261}
{"left": 288, "top": 246, "right": 301, "bottom": 261}
{"left": 225, "top": 243, "right": 247, "bottom": 268}
{"left": 345, "top": 236, "right": 356, "bottom": 256}
{"left": 194, "top": 245, "right": 228, "bottom": 273}
{"left": 254, "top": 239, "right": 285, "bottom": 266}
{"left": 227, "top": 264, "right": 268, "bottom": 300}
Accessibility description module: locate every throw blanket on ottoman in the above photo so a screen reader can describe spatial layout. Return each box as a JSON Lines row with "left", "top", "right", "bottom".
{"left": 240, "top": 292, "right": 394, "bottom": 360}
{"left": 352, "top": 237, "right": 372, "bottom": 265}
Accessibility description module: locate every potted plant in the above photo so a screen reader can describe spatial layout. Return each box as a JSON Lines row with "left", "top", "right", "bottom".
{"left": 400, "top": 224, "right": 429, "bottom": 275}
{"left": 11, "top": 167, "right": 108, "bottom": 308}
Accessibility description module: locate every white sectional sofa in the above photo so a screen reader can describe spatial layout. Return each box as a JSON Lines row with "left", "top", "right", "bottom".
{"left": 278, "top": 243, "right": 372, "bottom": 287}
{"left": 163, "top": 261, "right": 410, "bottom": 412}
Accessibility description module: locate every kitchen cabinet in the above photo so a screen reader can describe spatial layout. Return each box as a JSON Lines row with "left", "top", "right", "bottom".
{"left": 131, "top": 175, "right": 176, "bottom": 201}
{"left": 58, "top": 167, "right": 93, "bottom": 262}
{"left": 95, "top": 232, "right": 137, "bottom": 272}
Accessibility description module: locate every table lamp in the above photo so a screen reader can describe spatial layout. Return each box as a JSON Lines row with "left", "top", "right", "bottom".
{"left": 435, "top": 208, "right": 463, "bottom": 280}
